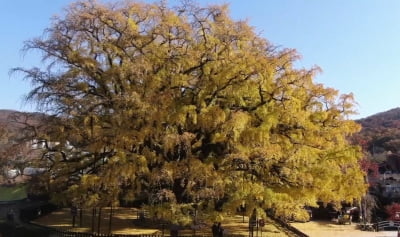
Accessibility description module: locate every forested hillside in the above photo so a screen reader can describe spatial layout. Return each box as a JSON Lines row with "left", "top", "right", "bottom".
{"left": 0, "top": 109, "right": 26, "bottom": 147}
{"left": 356, "top": 108, "right": 400, "bottom": 155}
{"left": 0, "top": 110, "right": 47, "bottom": 183}
{"left": 0, "top": 109, "right": 45, "bottom": 143}
{"left": 0, "top": 109, "right": 23, "bottom": 130}
{"left": 0, "top": 109, "right": 44, "bottom": 132}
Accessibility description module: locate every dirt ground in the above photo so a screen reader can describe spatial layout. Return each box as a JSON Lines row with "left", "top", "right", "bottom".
{"left": 33, "top": 208, "right": 292, "bottom": 236}
{"left": 36, "top": 207, "right": 400, "bottom": 236}
{"left": 292, "top": 220, "right": 398, "bottom": 237}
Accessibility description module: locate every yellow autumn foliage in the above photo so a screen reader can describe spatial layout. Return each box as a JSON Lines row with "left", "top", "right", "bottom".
{"left": 17, "top": 0, "right": 366, "bottom": 224}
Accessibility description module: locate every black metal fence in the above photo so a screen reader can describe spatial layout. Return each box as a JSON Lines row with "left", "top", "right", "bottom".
{"left": 49, "top": 229, "right": 244, "bottom": 237}
{"left": 49, "top": 229, "right": 163, "bottom": 237}
{"left": 376, "top": 220, "right": 400, "bottom": 231}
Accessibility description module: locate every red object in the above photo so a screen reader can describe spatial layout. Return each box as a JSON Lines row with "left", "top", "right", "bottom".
{"left": 385, "top": 203, "right": 400, "bottom": 221}
{"left": 258, "top": 219, "right": 265, "bottom": 227}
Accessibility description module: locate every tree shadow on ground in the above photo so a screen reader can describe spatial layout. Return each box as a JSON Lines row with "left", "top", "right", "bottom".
{"left": 33, "top": 208, "right": 292, "bottom": 236}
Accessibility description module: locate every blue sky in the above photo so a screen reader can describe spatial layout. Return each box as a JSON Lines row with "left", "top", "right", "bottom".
{"left": 1, "top": 0, "right": 400, "bottom": 119}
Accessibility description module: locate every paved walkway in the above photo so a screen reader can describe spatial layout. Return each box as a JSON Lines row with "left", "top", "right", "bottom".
{"left": 292, "top": 221, "right": 398, "bottom": 237}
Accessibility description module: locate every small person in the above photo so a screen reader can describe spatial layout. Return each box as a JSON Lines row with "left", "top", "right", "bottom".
{"left": 217, "top": 222, "right": 224, "bottom": 237}
{"left": 170, "top": 224, "right": 179, "bottom": 237}
{"left": 212, "top": 222, "right": 219, "bottom": 237}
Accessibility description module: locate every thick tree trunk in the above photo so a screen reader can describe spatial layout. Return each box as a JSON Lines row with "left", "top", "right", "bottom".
{"left": 97, "top": 207, "right": 102, "bottom": 233}
{"left": 79, "top": 209, "right": 83, "bottom": 227}
{"left": 108, "top": 205, "right": 113, "bottom": 234}
{"left": 91, "top": 208, "right": 96, "bottom": 233}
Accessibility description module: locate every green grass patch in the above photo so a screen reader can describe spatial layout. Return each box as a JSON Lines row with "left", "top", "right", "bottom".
{"left": 0, "top": 184, "right": 27, "bottom": 201}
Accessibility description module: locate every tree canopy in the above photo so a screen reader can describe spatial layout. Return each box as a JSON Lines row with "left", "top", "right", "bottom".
{"left": 14, "top": 0, "right": 366, "bottom": 223}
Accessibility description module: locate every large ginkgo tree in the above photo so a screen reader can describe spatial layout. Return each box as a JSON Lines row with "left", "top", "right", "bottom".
{"left": 14, "top": 0, "right": 366, "bottom": 223}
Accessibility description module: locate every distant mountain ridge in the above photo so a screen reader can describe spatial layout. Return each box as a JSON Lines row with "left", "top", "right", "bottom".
{"left": 0, "top": 109, "right": 20, "bottom": 121}
{"left": 0, "top": 110, "right": 25, "bottom": 133}
{"left": 0, "top": 109, "right": 46, "bottom": 146}
{"left": 356, "top": 107, "right": 400, "bottom": 154}
{"left": 0, "top": 109, "right": 45, "bottom": 126}
{"left": 357, "top": 107, "right": 400, "bottom": 129}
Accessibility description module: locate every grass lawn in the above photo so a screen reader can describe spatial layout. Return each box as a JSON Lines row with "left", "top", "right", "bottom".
{"left": 0, "top": 184, "right": 27, "bottom": 201}
{"left": 33, "top": 207, "right": 294, "bottom": 236}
